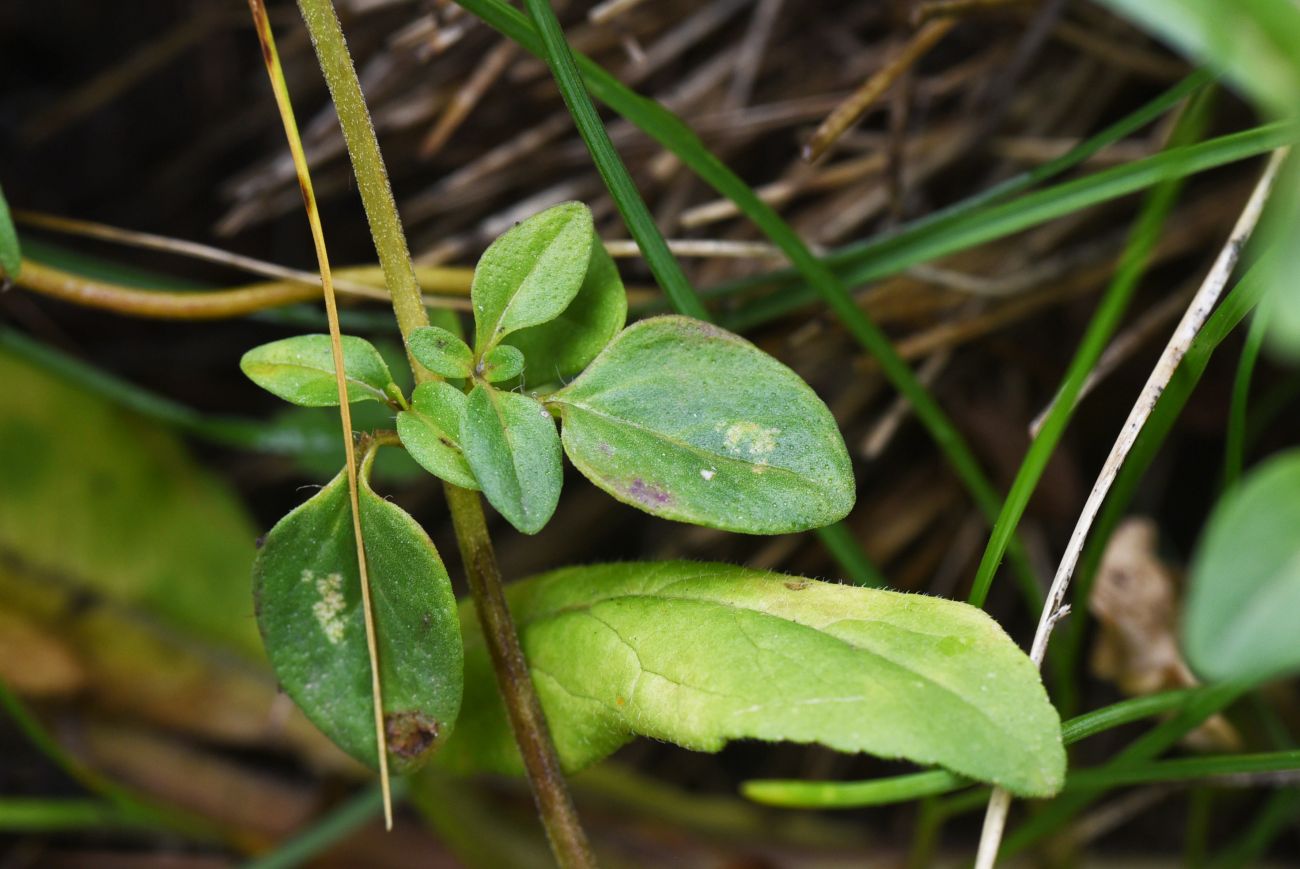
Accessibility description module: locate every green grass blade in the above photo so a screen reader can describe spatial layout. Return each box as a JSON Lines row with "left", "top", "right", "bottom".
{"left": 966, "top": 87, "right": 1212, "bottom": 607}
{"left": 689, "top": 70, "right": 1212, "bottom": 309}
{"left": 455, "top": 0, "right": 1040, "bottom": 608}
{"left": 741, "top": 687, "right": 1202, "bottom": 809}
{"left": 1224, "top": 301, "right": 1269, "bottom": 487}
{"left": 0, "top": 326, "right": 323, "bottom": 453}
{"left": 1064, "top": 749, "right": 1300, "bottom": 790}
{"left": 727, "top": 121, "right": 1296, "bottom": 331}
{"left": 1209, "top": 788, "right": 1300, "bottom": 868}
{"left": 1003, "top": 680, "right": 1250, "bottom": 857}
{"left": 520, "top": 0, "right": 705, "bottom": 322}
{"left": 245, "top": 780, "right": 409, "bottom": 869}
{"left": 814, "top": 520, "right": 887, "bottom": 586}
{"left": 0, "top": 799, "right": 164, "bottom": 833}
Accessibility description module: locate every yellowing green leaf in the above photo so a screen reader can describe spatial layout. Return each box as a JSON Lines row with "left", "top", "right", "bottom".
{"left": 462, "top": 384, "right": 562, "bottom": 535}
{"left": 397, "top": 382, "right": 479, "bottom": 490}
{"left": 441, "top": 562, "right": 1066, "bottom": 798}
{"left": 408, "top": 325, "right": 475, "bottom": 379}
{"left": 253, "top": 463, "right": 463, "bottom": 772}
{"left": 241, "top": 334, "right": 396, "bottom": 407}
{"left": 1183, "top": 449, "right": 1300, "bottom": 682}
{"left": 505, "top": 237, "right": 626, "bottom": 386}
{"left": 548, "top": 316, "right": 855, "bottom": 534}
{"left": 471, "top": 202, "right": 594, "bottom": 353}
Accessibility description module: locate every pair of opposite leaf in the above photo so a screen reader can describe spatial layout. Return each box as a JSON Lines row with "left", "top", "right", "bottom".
{"left": 240, "top": 202, "right": 1065, "bottom": 797}
{"left": 244, "top": 201, "right": 857, "bottom": 537}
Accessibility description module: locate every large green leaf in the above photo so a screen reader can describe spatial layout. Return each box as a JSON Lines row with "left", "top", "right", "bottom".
{"left": 440, "top": 562, "right": 1066, "bottom": 797}
{"left": 471, "top": 202, "right": 594, "bottom": 354}
{"left": 253, "top": 462, "right": 463, "bottom": 772}
{"left": 462, "top": 384, "right": 562, "bottom": 534}
{"left": 397, "top": 381, "right": 479, "bottom": 490}
{"left": 1183, "top": 450, "right": 1300, "bottom": 682}
{"left": 548, "top": 316, "right": 855, "bottom": 534}
{"left": 505, "top": 235, "right": 626, "bottom": 387}
{"left": 241, "top": 334, "right": 397, "bottom": 407}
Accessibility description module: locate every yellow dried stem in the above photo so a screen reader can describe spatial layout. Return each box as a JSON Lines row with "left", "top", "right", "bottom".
{"left": 246, "top": 0, "right": 393, "bottom": 830}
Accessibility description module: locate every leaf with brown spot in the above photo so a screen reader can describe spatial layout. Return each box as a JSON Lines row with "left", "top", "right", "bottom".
{"left": 254, "top": 462, "right": 463, "bottom": 773}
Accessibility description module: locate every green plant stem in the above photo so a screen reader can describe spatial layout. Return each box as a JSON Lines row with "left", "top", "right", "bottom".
{"left": 1224, "top": 301, "right": 1269, "bottom": 487}
{"left": 966, "top": 86, "right": 1212, "bottom": 608}
{"left": 443, "top": 483, "right": 594, "bottom": 868}
{"left": 245, "top": 780, "right": 409, "bottom": 869}
{"left": 456, "top": 0, "right": 1041, "bottom": 611}
{"left": 293, "top": 1, "right": 592, "bottom": 862}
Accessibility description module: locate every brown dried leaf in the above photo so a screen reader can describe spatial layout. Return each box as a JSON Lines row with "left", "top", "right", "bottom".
{"left": 1089, "top": 518, "right": 1239, "bottom": 751}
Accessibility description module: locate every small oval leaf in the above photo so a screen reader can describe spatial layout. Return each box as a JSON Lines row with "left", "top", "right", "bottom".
{"left": 462, "top": 384, "right": 562, "bottom": 535}
{"left": 480, "top": 344, "right": 525, "bottom": 384}
{"left": 253, "top": 465, "right": 463, "bottom": 772}
{"left": 440, "top": 562, "right": 1066, "bottom": 798}
{"left": 408, "top": 326, "right": 475, "bottom": 379}
{"left": 504, "top": 237, "right": 626, "bottom": 387}
{"left": 471, "top": 202, "right": 594, "bottom": 353}
{"left": 549, "top": 316, "right": 855, "bottom": 534}
{"left": 397, "top": 382, "right": 478, "bottom": 490}
{"left": 241, "top": 335, "right": 396, "bottom": 407}
{"left": 1183, "top": 450, "right": 1300, "bottom": 683}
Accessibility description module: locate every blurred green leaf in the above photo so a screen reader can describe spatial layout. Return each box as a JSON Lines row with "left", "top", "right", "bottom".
{"left": 440, "top": 562, "right": 1065, "bottom": 797}
{"left": 0, "top": 349, "right": 348, "bottom": 763}
{"left": 0, "top": 348, "right": 260, "bottom": 656}
{"left": 0, "top": 182, "right": 21, "bottom": 279}
{"left": 549, "top": 316, "right": 855, "bottom": 534}
{"left": 254, "top": 461, "right": 463, "bottom": 772}
{"left": 241, "top": 334, "right": 396, "bottom": 407}
{"left": 1184, "top": 449, "right": 1300, "bottom": 682}
{"left": 1096, "top": 0, "right": 1300, "bottom": 120}
{"left": 463, "top": 384, "right": 562, "bottom": 534}
{"left": 408, "top": 326, "right": 474, "bottom": 380}
{"left": 397, "top": 382, "right": 478, "bottom": 489}
{"left": 471, "top": 202, "right": 594, "bottom": 354}
{"left": 505, "top": 237, "right": 626, "bottom": 387}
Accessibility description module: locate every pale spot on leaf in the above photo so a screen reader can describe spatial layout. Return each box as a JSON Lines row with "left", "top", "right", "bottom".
{"left": 311, "top": 571, "right": 347, "bottom": 645}
{"left": 722, "top": 422, "right": 779, "bottom": 461}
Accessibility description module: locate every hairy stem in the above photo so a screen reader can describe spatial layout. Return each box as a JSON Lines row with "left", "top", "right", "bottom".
{"left": 294, "top": 0, "right": 593, "bottom": 862}
{"left": 444, "top": 484, "right": 594, "bottom": 867}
